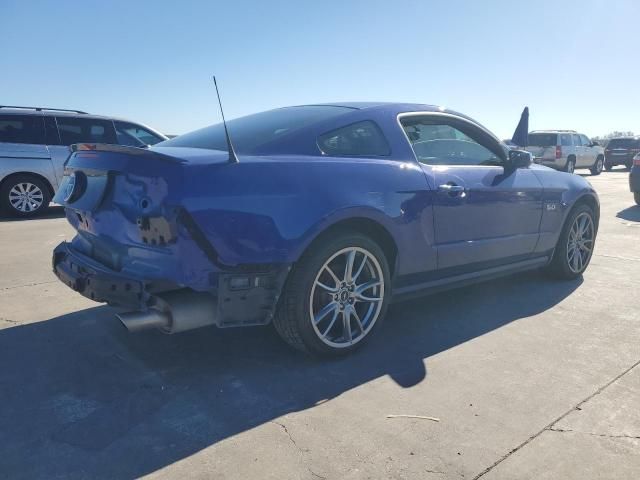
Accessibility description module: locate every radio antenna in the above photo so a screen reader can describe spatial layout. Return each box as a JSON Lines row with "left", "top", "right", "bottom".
{"left": 212, "top": 76, "right": 238, "bottom": 164}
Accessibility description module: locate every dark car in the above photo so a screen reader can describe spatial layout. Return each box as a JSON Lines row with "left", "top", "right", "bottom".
{"left": 605, "top": 137, "right": 640, "bottom": 170}
{"left": 630, "top": 153, "right": 640, "bottom": 204}
{"left": 51, "top": 102, "right": 600, "bottom": 356}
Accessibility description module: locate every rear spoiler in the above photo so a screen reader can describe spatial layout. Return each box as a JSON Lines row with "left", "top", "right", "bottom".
{"left": 69, "top": 143, "right": 184, "bottom": 163}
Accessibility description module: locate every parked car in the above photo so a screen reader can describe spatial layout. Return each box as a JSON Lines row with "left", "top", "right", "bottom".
{"left": 630, "top": 153, "right": 640, "bottom": 205}
{"left": 0, "top": 106, "right": 168, "bottom": 217}
{"left": 52, "top": 103, "right": 599, "bottom": 356}
{"left": 604, "top": 137, "right": 640, "bottom": 171}
{"left": 525, "top": 130, "right": 605, "bottom": 175}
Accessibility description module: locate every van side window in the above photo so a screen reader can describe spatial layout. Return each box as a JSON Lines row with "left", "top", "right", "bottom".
{"left": 56, "top": 117, "right": 117, "bottom": 145}
{"left": 0, "top": 115, "right": 45, "bottom": 145}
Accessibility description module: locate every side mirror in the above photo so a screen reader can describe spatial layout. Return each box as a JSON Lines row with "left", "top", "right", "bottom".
{"left": 508, "top": 149, "right": 532, "bottom": 169}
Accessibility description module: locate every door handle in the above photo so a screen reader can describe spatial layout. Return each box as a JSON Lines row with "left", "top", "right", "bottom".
{"left": 438, "top": 184, "right": 465, "bottom": 193}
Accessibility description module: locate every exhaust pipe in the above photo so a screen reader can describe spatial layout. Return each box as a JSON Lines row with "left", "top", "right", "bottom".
{"left": 117, "top": 310, "right": 169, "bottom": 332}
{"left": 118, "top": 289, "right": 218, "bottom": 334}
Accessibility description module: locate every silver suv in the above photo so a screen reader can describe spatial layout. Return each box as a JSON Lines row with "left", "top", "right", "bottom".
{"left": 0, "top": 106, "right": 167, "bottom": 217}
{"left": 526, "top": 130, "right": 605, "bottom": 175}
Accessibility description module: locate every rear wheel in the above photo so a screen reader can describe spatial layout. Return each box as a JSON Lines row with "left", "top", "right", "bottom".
{"left": 635, "top": 192, "right": 640, "bottom": 205}
{"left": 590, "top": 156, "right": 604, "bottom": 176}
{"left": 564, "top": 156, "right": 576, "bottom": 174}
{"left": 545, "top": 203, "right": 596, "bottom": 280}
{"left": 273, "top": 232, "right": 390, "bottom": 356}
{"left": 0, "top": 174, "right": 51, "bottom": 218}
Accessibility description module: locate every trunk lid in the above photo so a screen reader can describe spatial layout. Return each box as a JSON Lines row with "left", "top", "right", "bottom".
{"left": 52, "top": 144, "right": 232, "bottom": 290}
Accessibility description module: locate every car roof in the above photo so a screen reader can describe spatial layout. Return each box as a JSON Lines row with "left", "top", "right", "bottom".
{"left": 0, "top": 107, "right": 135, "bottom": 123}
{"left": 297, "top": 101, "right": 456, "bottom": 114}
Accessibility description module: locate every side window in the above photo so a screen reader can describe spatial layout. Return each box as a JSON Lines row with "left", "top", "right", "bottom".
{"left": 0, "top": 115, "right": 45, "bottom": 145}
{"left": 56, "top": 117, "right": 117, "bottom": 146}
{"left": 317, "top": 121, "right": 390, "bottom": 157}
{"left": 114, "top": 121, "right": 164, "bottom": 146}
{"left": 580, "top": 135, "right": 591, "bottom": 146}
{"left": 560, "top": 134, "right": 572, "bottom": 146}
{"left": 572, "top": 134, "right": 582, "bottom": 146}
{"left": 400, "top": 117, "right": 502, "bottom": 166}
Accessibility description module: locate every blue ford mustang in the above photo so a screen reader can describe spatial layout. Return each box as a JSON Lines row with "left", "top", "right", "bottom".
{"left": 52, "top": 102, "right": 599, "bottom": 356}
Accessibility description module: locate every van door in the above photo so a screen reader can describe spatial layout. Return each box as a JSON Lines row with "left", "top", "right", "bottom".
{"left": 0, "top": 114, "right": 56, "bottom": 183}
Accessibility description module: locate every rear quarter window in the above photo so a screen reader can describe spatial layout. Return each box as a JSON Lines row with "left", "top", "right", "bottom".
{"left": 0, "top": 115, "right": 45, "bottom": 145}
{"left": 317, "top": 121, "right": 390, "bottom": 157}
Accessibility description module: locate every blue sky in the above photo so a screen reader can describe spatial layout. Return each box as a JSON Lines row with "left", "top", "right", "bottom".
{"left": 2, "top": 0, "right": 638, "bottom": 138}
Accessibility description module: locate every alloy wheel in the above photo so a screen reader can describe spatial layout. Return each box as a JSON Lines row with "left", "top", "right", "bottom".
{"left": 566, "top": 212, "right": 594, "bottom": 273}
{"left": 8, "top": 182, "right": 44, "bottom": 213}
{"left": 309, "top": 247, "right": 385, "bottom": 348}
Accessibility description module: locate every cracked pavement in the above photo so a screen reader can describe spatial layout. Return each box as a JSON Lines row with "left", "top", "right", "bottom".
{"left": 0, "top": 171, "right": 639, "bottom": 479}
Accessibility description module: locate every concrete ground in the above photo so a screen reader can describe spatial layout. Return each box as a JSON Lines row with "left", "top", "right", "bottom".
{"left": 0, "top": 169, "right": 638, "bottom": 480}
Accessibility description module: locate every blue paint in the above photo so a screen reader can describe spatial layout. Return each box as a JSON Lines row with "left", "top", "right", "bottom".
{"left": 53, "top": 103, "right": 599, "bottom": 309}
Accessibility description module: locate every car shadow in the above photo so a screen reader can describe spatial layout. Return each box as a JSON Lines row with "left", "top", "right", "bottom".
{"left": 616, "top": 205, "right": 640, "bottom": 222}
{"left": 0, "top": 270, "right": 581, "bottom": 479}
{"left": 0, "top": 205, "right": 65, "bottom": 222}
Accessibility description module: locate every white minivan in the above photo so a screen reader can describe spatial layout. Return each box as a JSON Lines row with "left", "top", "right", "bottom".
{"left": 0, "top": 106, "right": 167, "bottom": 217}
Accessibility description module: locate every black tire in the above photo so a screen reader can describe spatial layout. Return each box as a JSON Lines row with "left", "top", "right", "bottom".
{"left": 273, "top": 231, "right": 391, "bottom": 356}
{"left": 564, "top": 156, "right": 576, "bottom": 173}
{"left": 545, "top": 203, "right": 596, "bottom": 280}
{"left": 590, "top": 156, "right": 604, "bottom": 176}
{"left": 635, "top": 192, "right": 640, "bottom": 205}
{"left": 0, "top": 174, "right": 51, "bottom": 218}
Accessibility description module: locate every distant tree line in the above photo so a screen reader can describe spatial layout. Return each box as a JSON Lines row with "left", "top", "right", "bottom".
{"left": 591, "top": 131, "right": 635, "bottom": 147}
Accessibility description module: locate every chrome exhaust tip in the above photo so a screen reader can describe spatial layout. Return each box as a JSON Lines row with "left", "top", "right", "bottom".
{"left": 116, "top": 289, "right": 218, "bottom": 334}
{"left": 117, "top": 309, "right": 169, "bottom": 333}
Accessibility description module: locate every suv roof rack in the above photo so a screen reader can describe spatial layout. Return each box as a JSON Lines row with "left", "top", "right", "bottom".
{"left": 0, "top": 105, "right": 88, "bottom": 114}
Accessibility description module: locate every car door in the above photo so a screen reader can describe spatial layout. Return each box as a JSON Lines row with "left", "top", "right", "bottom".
{"left": 399, "top": 114, "right": 543, "bottom": 271}
{"left": 580, "top": 134, "right": 595, "bottom": 167}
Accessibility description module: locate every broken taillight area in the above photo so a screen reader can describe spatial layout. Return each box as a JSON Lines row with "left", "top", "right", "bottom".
{"left": 136, "top": 215, "right": 177, "bottom": 246}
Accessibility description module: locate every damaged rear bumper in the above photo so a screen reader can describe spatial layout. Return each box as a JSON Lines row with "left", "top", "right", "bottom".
{"left": 52, "top": 241, "right": 290, "bottom": 332}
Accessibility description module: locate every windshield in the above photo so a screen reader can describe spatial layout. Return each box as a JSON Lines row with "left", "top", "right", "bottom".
{"left": 528, "top": 133, "right": 557, "bottom": 147}
{"left": 158, "top": 106, "right": 353, "bottom": 153}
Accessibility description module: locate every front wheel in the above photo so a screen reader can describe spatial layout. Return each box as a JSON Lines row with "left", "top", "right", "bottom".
{"left": 273, "top": 232, "right": 390, "bottom": 356}
{"left": 590, "top": 156, "right": 604, "bottom": 176}
{"left": 545, "top": 203, "right": 596, "bottom": 279}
